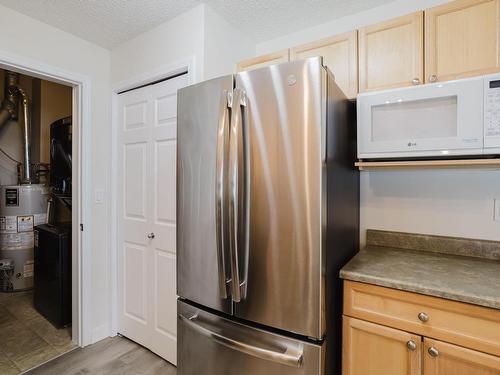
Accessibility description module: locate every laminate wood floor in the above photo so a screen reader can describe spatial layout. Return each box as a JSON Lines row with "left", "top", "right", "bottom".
{"left": 26, "top": 336, "right": 177, "bottom": 375}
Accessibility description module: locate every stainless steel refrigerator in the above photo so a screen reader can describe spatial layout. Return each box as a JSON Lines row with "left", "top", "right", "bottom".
{"left": 177, "top": 57, "right": 359, "bottom": 375}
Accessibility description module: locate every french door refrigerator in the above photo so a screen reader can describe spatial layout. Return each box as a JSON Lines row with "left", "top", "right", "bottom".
{"left": 177, "top": 57, "right": 359, "bottom": 375}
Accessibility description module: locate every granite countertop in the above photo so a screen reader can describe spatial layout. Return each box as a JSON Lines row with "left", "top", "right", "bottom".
{"left": 340, "top": 230, "right": 500, "bottom": 310}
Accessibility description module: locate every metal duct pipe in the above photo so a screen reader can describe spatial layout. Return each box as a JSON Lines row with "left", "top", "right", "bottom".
{"left": 0, "top": 71, "right": 19, "bottom": 130}
{"left": 0, "top": 106, "right": 11, "bottom": 127}
{"left": 5, "top": 71, "right": 19, "bottom": 120}
{"left": 0, "top": 71, "right": 33, "bottom": 184}
{"left": 16, "top": 87, "right": 32, "bottom": 184}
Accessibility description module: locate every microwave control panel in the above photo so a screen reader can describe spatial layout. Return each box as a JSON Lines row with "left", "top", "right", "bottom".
{"left": 485, "top": 77, "right": 500, "bottom": 144}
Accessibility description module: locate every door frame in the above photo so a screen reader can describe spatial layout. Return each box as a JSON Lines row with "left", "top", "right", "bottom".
{"left": 109, "top": 57, "right": 195, "bottom": 336}
{"left": 0, "top": 49, "right": 93, "bottom": 346}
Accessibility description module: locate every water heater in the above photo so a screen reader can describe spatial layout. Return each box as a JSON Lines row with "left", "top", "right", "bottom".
{"left": 0, "top": 184, "right": 48, "bottom": 291}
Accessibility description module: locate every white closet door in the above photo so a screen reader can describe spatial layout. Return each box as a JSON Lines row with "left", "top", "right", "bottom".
{"left": 117, "top": 74, "right": 187, "bottom": 365}
{"left": 117, "top": 84, "right": 152, "bottom": 349}
{"left": 148, "top": 76, "right": 187, "bottom": 363}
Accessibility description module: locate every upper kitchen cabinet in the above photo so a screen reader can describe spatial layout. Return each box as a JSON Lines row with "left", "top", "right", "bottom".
{"left": 290, "top": 31, "right": 358, "bottom": 99}
{"left": 236, "top": 50, "right": 289, "bottom": 72}
{"left": 358, "top": 12, "right": 424, "bottom": 92}
{"left": 425, "top": 0, "right": 500, "bottom": 83}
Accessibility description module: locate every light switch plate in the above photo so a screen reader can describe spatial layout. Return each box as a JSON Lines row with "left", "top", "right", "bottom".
{"left": 495, "top": 198, "right": 500, "bottom": 222}
{"left": 95, "top": 189, "right": 105, "bottom": 204}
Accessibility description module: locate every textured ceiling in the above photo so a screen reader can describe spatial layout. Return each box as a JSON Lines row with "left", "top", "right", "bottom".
{"left": 0, "top": 0, "right": 394, "bottom": 49}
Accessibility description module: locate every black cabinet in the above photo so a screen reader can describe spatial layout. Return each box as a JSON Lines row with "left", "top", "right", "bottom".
{"left": 34, "top": 224, "right": 71, "bottom": 328}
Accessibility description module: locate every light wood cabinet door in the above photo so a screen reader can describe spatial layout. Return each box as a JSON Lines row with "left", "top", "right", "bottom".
{"left": 290, "top": 31, "right": 358, "bottom": 99}
{"left": 425, "top": 0, "right": 500, "bottom": 83}
{"left": 343, "top": 316, "right": 422, "bottom": 375}
{"left": 236, "top": 50, "right": 289, "bottom": 72}
{"left": 358, "top": 12, "right": 424, "bottom": 92}
{"left": 424, "top": 338, "right": 500, "bottom": 375}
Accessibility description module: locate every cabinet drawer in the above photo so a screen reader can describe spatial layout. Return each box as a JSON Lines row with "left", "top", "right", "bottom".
{"left": 344, "top": 281, "right": 500, "bottom": 357}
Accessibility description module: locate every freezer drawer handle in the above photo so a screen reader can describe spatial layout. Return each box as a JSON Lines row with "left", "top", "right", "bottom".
{"left": 179, "top": 313, "right": 304, "bottom": 368}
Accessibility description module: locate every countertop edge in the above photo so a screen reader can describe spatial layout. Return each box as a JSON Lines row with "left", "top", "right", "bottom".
{"left": 339, "top": 270, "right": 500, "bottom": 310}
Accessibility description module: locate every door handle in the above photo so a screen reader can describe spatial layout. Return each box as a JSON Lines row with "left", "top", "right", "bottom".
{"left": 228, "top": 88, "right": 250, "bottom": 303}
{"left": 147, "top": 232, "right": 155, "bottom": 239}
{"left": 215, "top": 90, "right": 231, "bottom": 299}
{"left": 179, "top": 313, "right": 304, "bottom": 368}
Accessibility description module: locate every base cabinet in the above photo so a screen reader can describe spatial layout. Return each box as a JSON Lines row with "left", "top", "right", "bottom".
{"left": 424, "top": 339, "right": 500, "bottom": 375}
{"left": 343, "top": 282, "right": 500, "bottom": 375}
{"left": 343, "top": 316, "right": 421, "bottom": 375}
{"left": 343, "top": 317, "right": 500, "bottom": 375}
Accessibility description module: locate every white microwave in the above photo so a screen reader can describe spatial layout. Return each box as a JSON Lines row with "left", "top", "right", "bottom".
{"left": 357, "top": 74, "right": 500, "bottom": 159}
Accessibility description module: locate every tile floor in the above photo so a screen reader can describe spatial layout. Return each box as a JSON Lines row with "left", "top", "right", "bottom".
{"left": 0, "top": 291, "right": 77, "bottom": 374}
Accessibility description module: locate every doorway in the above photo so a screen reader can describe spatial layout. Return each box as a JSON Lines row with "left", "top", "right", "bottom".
{"left": 0, "top": 54, "right": 92, "bottom": 374}
{"left": 0, "top": 68, "right": 75, "bottom": 374}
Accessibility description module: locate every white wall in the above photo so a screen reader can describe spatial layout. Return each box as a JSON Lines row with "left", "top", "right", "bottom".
{"left": 111, "top": 4, "right": 255, "bottom": 86}
{"left": 111, "top": 5, "right": 205, "bottom": 85}
{"left": 360, "top": 169, "right": 500, "bottom": 245}
{"left": 0, "top": 4, "right": 111, "bottom": 343}
{"left": 254, "top": 0, "right": 500, "bottom": 246}
{"left": 203, "top": 5, "right": 255, "bottom": 80}
{"left": 256, "top": 0, "right": 449, "bottom": 54}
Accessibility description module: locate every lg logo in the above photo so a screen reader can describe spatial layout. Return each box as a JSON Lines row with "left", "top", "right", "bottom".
{"left": 407, "top": 142, "right": 417, "bottom": 147}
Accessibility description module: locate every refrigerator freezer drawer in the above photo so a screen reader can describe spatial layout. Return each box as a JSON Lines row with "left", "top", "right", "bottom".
{"left": 178, "top": 300, "right": 324, "bottom": 375}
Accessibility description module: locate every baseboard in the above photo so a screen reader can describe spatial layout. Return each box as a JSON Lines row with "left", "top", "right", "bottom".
{"left": 91, "top": 323, "right": 110, "bottom": 344}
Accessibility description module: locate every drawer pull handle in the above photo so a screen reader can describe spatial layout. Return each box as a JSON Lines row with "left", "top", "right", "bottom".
{"left": 406, "top": 340, "right": 417, "bottom": 351}
{"left": 411, "top": 78, "right": 421, "bottom": 85}
{"left": 429, "top": 74, "right": 438, "bottom": 83}
{"left": 428, "top": 347, "right": 439, "bottom": 357}
{"left": 418, "top": 312, "right": 429, "bottom": 322}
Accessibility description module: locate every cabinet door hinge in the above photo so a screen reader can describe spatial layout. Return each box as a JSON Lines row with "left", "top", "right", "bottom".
{"left": 80, "top": 223, "right": 84, "bottom": 232}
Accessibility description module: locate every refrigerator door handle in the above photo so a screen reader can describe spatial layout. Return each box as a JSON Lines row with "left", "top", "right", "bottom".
{"left": 228, "top": 88, "right": 249, "bottom": 303}
{"left": 179, "top": 313, "right": 304, "bottom": 368}
{"left": 215, "top": 90, "right": 231, "bottom": 299}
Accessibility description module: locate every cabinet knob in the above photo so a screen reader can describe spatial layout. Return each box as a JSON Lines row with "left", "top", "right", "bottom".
{"left": 147, "top": 232, "right": 155, "bottom": 239}
{"left": 428, "top": 347, "right": 439, "bottom": 357}
{"left": 429, "top": 74, "right": 438, "bottom": 83}
{"left": 418, "top": 312, "right": 429, "bottom": 322}
{"left": 407, "top": 340, "right": 417, "bottom": 351}
{"left": 411, "top": 78, "right": 421, "bottom": 85}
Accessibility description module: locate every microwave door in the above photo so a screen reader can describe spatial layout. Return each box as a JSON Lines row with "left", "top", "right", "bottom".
{"left": 177, "top": 75, "right": 233, "bottom": 314}
{"left": 357, "top": 78, "right": 484, "bottom": 158}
